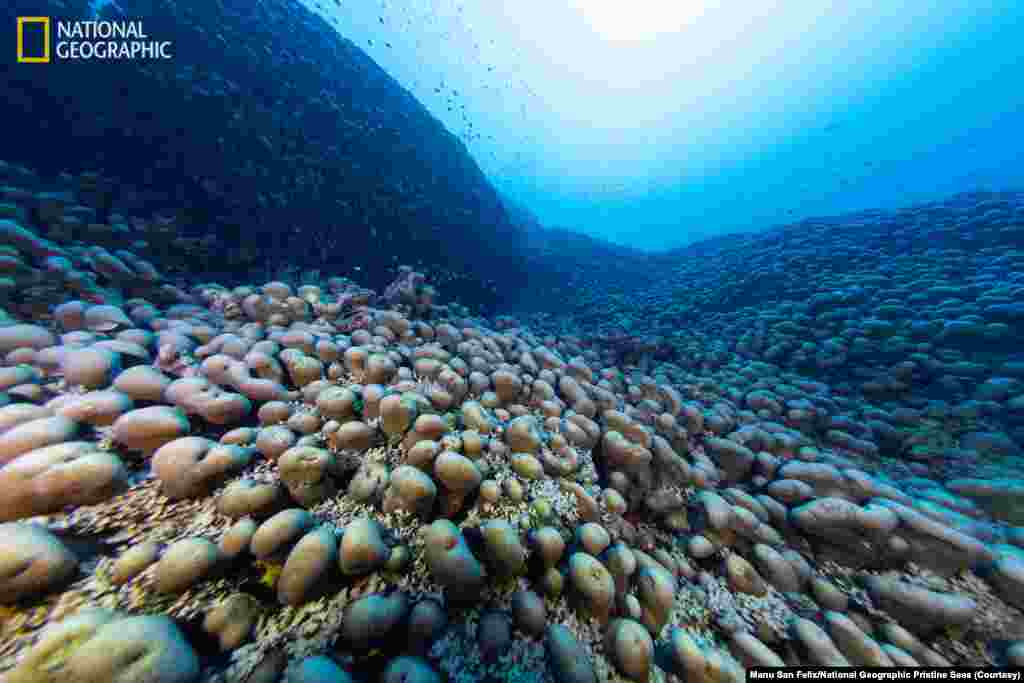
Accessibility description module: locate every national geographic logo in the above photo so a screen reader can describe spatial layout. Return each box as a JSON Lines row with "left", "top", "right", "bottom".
{"left": 16, "top": 17, "right": 173, "bottom": 62}
{"left": 16, "top": 17, "right": 50, "bottom": 63}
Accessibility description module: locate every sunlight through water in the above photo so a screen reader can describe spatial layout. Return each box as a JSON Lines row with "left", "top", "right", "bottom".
{"left": 570, "top": 0, "right": 705, "bottom": 41}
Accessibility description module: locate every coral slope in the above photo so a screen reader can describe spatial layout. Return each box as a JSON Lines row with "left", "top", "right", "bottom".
{"left": 2, "top": 159, "right": 1024, "bottom": 682}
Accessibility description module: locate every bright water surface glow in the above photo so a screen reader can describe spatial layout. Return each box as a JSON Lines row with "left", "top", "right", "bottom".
{"left": 569, "top": 0, "right": 705, "bottom": 42}
{"left": 308, "top": 0, "right": 1024, "bottom": 251}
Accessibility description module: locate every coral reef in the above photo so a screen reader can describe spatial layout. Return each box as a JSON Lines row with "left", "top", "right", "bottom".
{"left": 2, "top": 158, "right": 1024, "bottom": 682}
{"left": 0, "top": 0, "right": 525, "bottom": 312}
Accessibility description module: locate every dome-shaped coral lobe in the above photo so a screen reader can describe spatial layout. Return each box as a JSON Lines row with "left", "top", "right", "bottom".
{"left": 0, "top": 415, "right": 79, "bottom": 466}
{"left": 111, "top": 405, "right": 190, "bottom": 455}
{"left": 545, "top": 624, "right": 597, "bottom": 683}
{"left": 422, "top": 519, "right": 486, "bottom": 603}
{"left": 338, "top": 516, "right": 390, "bottom": 576}
{"left": 340, "top": 591, "right": 410, "bottom": 650}
{"left": 278, "top": 526, "right": 338, "bottom": 605}
{"left": 0, "top": 442, "right": 128, "bottom": 521}
{"left": 510, "top": 589, "right": 546, "bottom": 637}
{"left": 605, "top": 618, "right": 654, "bottom": 681}
{"left": 152, "top": 436, "right": 252, "bottom": 500}
{"left": 203, "top": 593, "right": 260, "bottom": 651}
{"left": 154, "top": 537, "right": 221, "bottom": 594}
{"left": 110, "top": 541, "right": 161, "bottom": 586}
{"left": 7, "top": 611, "right": 200, "bottom": 683}
{"left": 0, "top": 522, "right": 78, "bottom": 603}
{"left": 251, "top": 509, "right": 316, "bottom": 559}
{"left": 381, "top": 656, "right": 441, "bottom": 683}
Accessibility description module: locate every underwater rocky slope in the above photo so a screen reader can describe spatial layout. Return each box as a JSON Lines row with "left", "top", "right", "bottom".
{"left": 1, "top": 0, "right": 525, "bottom": 311}
{"left": 520, "top": 191, "right": 1024, "bottom": 479}
{"left": 3, "top": 154, "right": 1024, "bottom": 683}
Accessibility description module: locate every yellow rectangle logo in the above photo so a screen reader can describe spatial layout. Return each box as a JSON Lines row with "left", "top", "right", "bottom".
{"left": 17, "top": 17, "right": 50, "bottom": 63}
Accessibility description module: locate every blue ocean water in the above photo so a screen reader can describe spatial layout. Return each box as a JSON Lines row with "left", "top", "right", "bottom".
{"left": 309, "top": 0, "right": 1024, "bottom": 251}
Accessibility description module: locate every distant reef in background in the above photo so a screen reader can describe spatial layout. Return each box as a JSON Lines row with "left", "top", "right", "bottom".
{"left": 1, "top": 0, "right": 527, "bottom": 312}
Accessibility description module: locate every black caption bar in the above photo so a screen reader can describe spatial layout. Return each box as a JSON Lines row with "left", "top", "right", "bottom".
{"left": 748, "top": 669, "right": 1022, "bottom": 682}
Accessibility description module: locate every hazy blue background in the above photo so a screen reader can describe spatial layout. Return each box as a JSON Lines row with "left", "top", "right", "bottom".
{"left": 303, "top": 0, "right": 1024, "bottom": 251}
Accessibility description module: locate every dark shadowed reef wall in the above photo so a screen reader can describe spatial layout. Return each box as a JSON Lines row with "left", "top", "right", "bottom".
{"left": 1, "top": 0, "right": 526, "bottom": 312}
